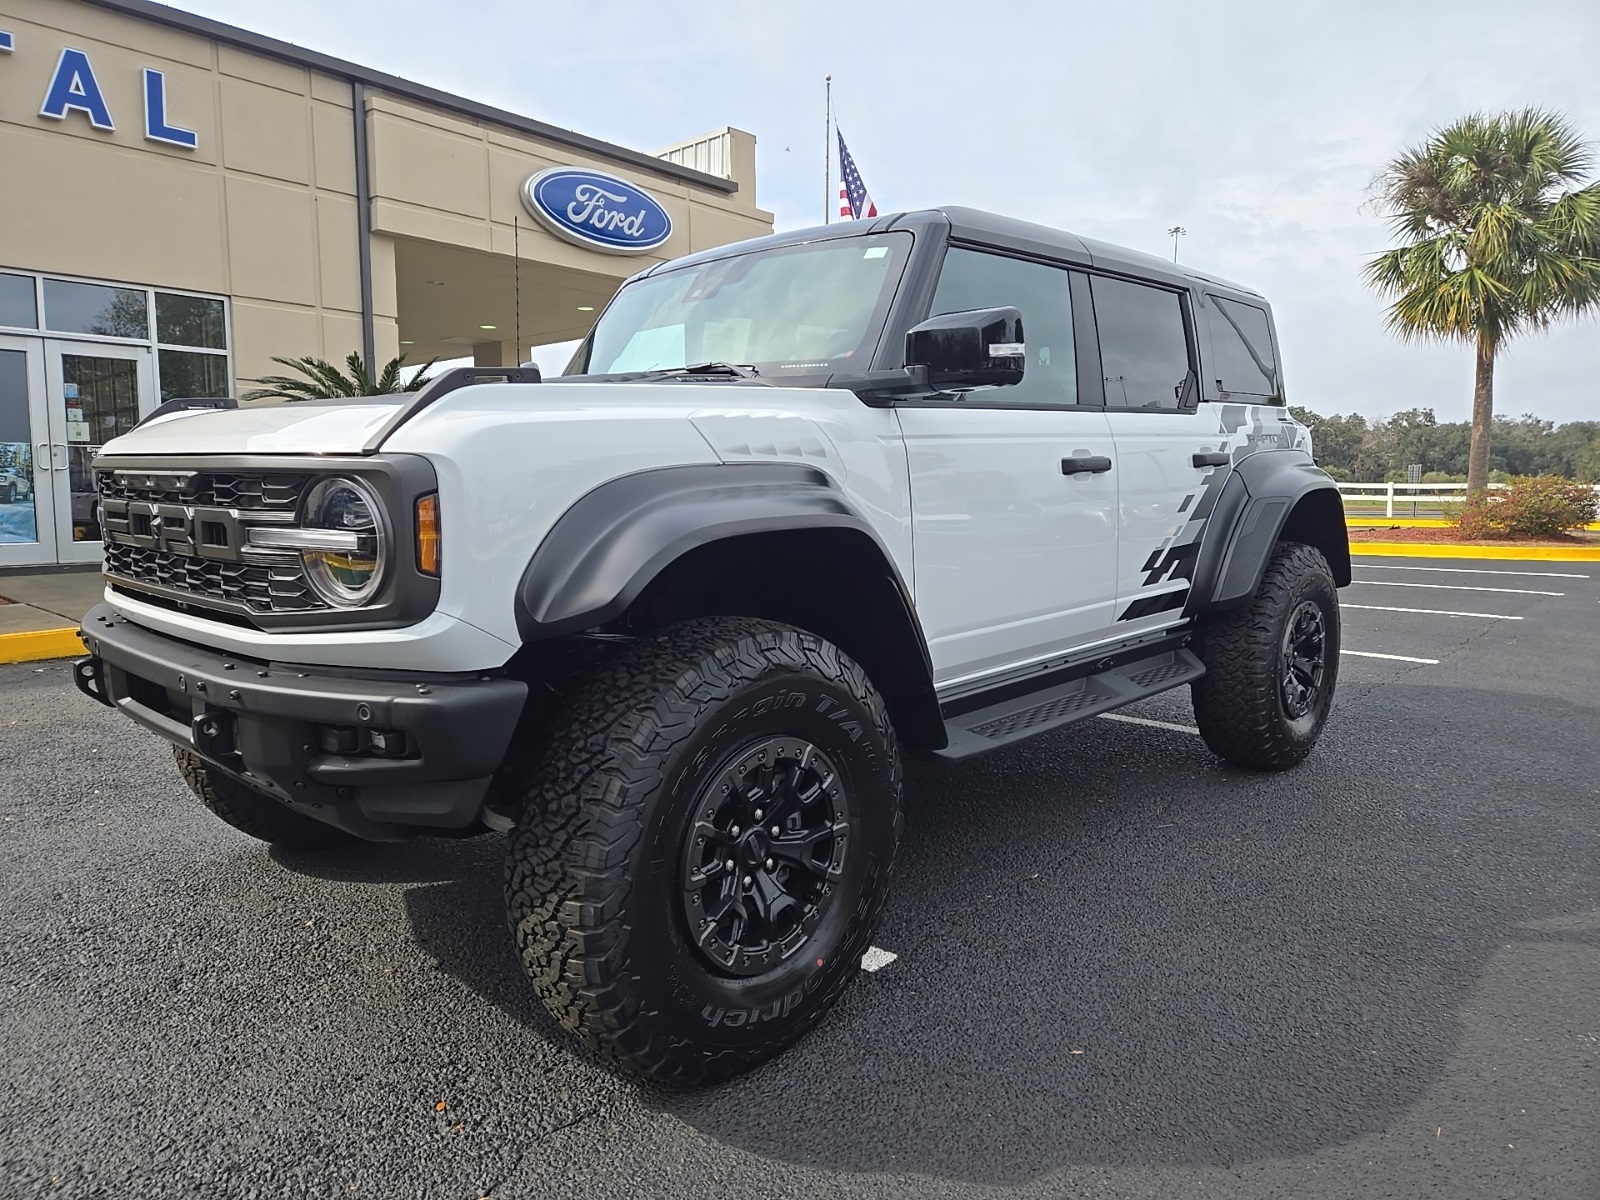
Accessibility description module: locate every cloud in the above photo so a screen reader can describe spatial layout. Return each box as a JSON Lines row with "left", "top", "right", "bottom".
{"left": 181, "top": 0, "right": 1600, "bottom": 422}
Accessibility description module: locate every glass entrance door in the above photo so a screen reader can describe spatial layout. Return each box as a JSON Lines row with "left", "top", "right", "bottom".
{"left": 0, "top": 335, "right": 56, "bottom": 567}
{"left": 43, "top": 340, "right": 155, "bottom": 564}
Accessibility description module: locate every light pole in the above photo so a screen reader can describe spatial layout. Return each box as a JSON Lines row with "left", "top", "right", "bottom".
{"left": 1167, "top": 226, "right": 1186, "bottom": 263}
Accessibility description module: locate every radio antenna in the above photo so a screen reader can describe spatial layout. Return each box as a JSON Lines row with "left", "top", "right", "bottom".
{"left": 514, "top": 215, "right": 523, "bottom": 363}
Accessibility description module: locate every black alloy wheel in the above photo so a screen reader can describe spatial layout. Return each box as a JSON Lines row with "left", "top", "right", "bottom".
{"left": 680, "top": 736, "right": 850, "bottom": 978}
{"left": 1280, "top": 599, "right": 1327, "bottom": 719}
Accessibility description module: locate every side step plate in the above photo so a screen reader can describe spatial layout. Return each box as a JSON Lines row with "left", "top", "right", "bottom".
{"left": 934, "top": 649, "right": 1205, "bottom": 760}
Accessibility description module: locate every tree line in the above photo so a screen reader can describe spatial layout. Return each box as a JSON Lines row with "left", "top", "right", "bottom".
{"left": 1291, "top": 406, "right": 1600, "bottom": 483}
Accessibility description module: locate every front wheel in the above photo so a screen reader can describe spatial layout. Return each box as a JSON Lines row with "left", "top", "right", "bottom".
{"left": 1190, "top": 540, "right": 1340, "bottom": 770}
{"left": 505, "top": 617, "right": 903, "bottom": 1085}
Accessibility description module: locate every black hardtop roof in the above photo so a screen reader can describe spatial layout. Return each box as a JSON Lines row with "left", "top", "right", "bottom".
{"left": 639, "top": 205, "right": 1264, "bottom": 301}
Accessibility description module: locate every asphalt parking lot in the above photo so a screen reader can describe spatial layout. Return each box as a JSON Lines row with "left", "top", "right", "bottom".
{"left": 2, "top": 554, "right": 1596, "bottom": 1200}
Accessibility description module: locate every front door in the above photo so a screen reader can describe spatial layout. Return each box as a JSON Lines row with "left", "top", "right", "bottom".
{"left": 0, "top": 335, "right": 56, "bottom": 566}
{"left": 43, "top": 340, "right": 156, "bottom": 564}
{"left": 898, "top": 246, "right": 1120, "bottom": 691}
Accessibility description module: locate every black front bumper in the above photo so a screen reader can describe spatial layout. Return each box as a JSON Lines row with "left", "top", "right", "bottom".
{"left": 76, "top": 603, "right": 528, "bottom": 840}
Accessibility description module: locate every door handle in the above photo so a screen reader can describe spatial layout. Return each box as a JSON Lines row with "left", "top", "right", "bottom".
{"left": 37, "top": 443, "right": 54, "bottom": 471}
{"left": 1192, "top": 451, "right": 1231, "bottom": 468}
{"left": 1061, "top": 455, "right": 1113, "bottom": 475}
{"left": 51, "top": 443, "right": 70, "bottom": 471}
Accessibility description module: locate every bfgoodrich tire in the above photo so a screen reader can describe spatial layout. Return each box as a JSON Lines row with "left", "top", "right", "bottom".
{"left": 1190, "top": 540, "right": 1340, "bottom": 770}
{"left": 505, "top": 617, "right": 903, "bottom": 1085}
{"left": 173, "top": 746, "right": 355, "bottom": 850}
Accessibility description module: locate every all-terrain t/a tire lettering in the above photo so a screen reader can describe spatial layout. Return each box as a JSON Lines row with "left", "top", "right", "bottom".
{"left": 505, "top": 617, "right": 903, "bottom": 1085}
{"left": 1190, "top": 541, "right": 1341, "bottom": 770}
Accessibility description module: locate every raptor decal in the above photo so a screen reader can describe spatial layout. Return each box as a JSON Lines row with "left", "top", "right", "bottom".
{"left": 1116, "top": 405, "right": 1309, "bottom": 621}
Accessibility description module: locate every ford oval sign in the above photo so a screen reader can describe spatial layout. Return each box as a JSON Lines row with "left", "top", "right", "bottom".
{"left": 521, "top": 167, "right": 673, "bottom": 255}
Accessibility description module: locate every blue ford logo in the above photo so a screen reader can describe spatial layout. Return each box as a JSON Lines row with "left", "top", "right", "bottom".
{"left": 521, "top": 167, "right": 674, "bottom": 255}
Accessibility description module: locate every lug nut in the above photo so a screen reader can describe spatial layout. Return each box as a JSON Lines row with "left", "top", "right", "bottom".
{"left": 731, "top": 825, "right": 740, "bottom": 837}
{"left": 753, "top": 809, "right": 763, "bottom": 821}
{"left": 724, "top": 859, "right": 734, "bottom": 871}
{"left": 771, "top": 825, "right": 780, "bottom": 836}
{"left": 764, "top": 858, "right": 774, "bottom": 870}
{"left": 742, "top": 875, "right": 753, "bottom": 887}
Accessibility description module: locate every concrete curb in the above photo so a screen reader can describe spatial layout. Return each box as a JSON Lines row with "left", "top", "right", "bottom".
{"left": 0, "top": 627, "right": 84, "bottom": 665}
{"left": 1351, "top": 541, "right": 1600, "bottom": 562}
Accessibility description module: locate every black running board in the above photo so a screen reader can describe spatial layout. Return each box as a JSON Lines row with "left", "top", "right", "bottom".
{"left": 934, "top": 649, "right": 1205, "bottom": 760}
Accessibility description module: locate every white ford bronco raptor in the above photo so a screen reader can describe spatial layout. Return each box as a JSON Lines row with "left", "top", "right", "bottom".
{"left": 75, "top": 207, "right": 1349, "bottom": 1084}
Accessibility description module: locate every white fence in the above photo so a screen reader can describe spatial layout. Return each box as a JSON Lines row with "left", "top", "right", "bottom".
{"left": 1337, "top": 481, "right": 1600, "bottom": 518}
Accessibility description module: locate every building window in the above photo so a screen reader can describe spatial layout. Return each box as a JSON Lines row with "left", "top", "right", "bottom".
{"left": 156, "top": 292, "right": 226, "bottom": 350}
{"left": 0, "top": 272, "right": 37, "bottom": 330}
{"left": 158, "top": 349, "right": 229, "bottom": 401}
{"left": 42, "top": 279, "right": 151, "bottom": 339}
{"left": 155, "top": 291, "right": 230, "bottom": 399}
{"left": 1, "top": 269, "right": 232, "bottom": 400}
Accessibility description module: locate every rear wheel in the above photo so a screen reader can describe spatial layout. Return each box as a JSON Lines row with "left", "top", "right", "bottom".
{"left": 1190, "top": 540, "right": 1340, "bottom": 770}
{"left": 173, "top": 746, "right": 354, "bottom": 849}
{"left": 505, "top": 617, "right": 902, "bottom": 1085}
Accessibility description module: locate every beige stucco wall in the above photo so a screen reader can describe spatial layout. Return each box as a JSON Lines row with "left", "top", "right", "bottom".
{"left": 0, "top": 0, "right": 380, "bottom": 393}
{"left": 0, "top": 0, "right": 773, "bottom": 395}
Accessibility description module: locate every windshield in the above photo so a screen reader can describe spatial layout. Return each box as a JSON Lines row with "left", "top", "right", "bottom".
{"left": 571, "top": 231, "right": 914, "bottom": 378}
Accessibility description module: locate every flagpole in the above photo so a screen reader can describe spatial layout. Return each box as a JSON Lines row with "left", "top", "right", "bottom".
{"left": 824, "top": 75, "right": 832, "bottom": 225}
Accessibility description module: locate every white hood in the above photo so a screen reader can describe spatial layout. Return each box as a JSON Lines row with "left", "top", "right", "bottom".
{"left": 99, "top": 399, "right": 404, "bottom": 457}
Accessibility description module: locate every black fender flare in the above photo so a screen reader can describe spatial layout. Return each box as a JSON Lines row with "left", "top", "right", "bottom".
{"left": 1188, "top": 450, "right": 1351, "bottom": 613}
{"left": 515, "top": 462, "right": 926, "bottom": 647}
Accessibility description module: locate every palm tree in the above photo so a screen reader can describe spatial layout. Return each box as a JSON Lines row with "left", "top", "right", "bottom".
{"left": 242, "top": 353, "right": 436, "bottom": 402}
{"left": 1364, "top": 109, "right": 1600, "bottom": 494}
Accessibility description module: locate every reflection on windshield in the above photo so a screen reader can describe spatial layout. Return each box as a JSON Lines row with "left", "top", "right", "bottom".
{"left": 575, "top": 232, "right": 913, "bottom": 377}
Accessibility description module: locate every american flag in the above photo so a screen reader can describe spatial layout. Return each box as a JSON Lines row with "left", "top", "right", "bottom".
{"left": 836, "top": 127, "right": 878, "bottom": 220}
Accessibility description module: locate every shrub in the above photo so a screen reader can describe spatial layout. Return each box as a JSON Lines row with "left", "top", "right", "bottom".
{"left": 1456, "top": 475, "right": 1599, "bottom": 539}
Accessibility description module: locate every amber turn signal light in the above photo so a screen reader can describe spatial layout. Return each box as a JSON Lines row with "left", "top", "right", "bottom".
{"left": 415, "top": 493, "right": 440, "bottom": 575}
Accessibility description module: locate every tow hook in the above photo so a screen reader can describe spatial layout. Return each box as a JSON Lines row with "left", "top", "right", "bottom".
{"left": 192, "top": 711, "right": 240, "bottom": 762}
{"left": 72, "top": 657, "right": 113, "bottom": 708}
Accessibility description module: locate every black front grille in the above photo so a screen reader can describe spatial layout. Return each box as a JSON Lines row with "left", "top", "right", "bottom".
{"left": 98, "top": 468, "right": 326, "bottom": 618}
{"left": 104, "top": 542, "right": 320, "bottom": 614}
{"left": 97, "top": 470, "right": 309, "bottom": 511}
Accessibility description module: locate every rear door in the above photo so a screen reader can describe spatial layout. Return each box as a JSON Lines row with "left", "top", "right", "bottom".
{"left": 1090, "top": 274, "right": 1230, "bottom": 633}
{"left": 896, "top": 247, "right": 1119, "bottom": 689}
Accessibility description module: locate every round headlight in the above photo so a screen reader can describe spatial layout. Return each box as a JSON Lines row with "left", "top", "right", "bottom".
{"left": 300, "top": 477, "right": 388, "bottom": 607}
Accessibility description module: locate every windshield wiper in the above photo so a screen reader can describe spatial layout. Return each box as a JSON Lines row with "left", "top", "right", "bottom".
{"left": 645, "top": 362, "right": 759, "bottom": 379}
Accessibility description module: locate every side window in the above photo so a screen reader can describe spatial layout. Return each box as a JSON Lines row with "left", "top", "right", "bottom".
{"left": 1089, "top": 275, "right": 1192, "bottom": 410}
{"left": 1206, "top": 295, "right": 1278, "bottom": 399}
{"left": 928, "top": 248, "right": 1076, "bottom": 405}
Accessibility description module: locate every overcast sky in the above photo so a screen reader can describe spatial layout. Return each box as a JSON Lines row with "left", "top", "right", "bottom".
{"left": 183, "top": 0, "right": 1600, "bottom": 425}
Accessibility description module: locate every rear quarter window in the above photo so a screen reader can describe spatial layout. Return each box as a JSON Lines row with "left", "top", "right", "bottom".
{"left": 1206, "top": 295, "right": 1279, "bottom": 400}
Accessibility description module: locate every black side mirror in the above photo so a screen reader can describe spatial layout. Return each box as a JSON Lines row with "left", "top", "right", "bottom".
{"left": 905, "top": 306, "right": 1025, "bottom": 391}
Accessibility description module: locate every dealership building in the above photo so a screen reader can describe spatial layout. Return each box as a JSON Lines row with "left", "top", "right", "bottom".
{"left": 0, "top": 0, "right": 773, "bottom": 568}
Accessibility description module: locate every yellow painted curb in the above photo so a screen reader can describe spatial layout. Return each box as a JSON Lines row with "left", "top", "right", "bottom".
{"left": 1351, "top": 541, "right": 1600, "bottom": 561}
{"left": 1345, "top": 516, "right": 1600, "bottom": 531}
{"left": 0, "top": 627, "right": 85, "bottom": 664}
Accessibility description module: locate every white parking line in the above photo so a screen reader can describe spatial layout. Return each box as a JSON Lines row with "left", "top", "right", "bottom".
{"left": 1354, "top": 580, "right": 1563, "bottom": 597}
{"left": 861, "top": 946, "right": 898, "bottom": 973}
{"left": 1354, "top": 563, "right": 1590, "bottom": 580}
{"left": 1341, "top": 649, "right": 1440, "bottom": 664}
{"left": 1099, "top": 712, "right": 1200, "bottom": 735}
{"left": 1343, "top": 603, "right": 1523, "bottom": 620}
